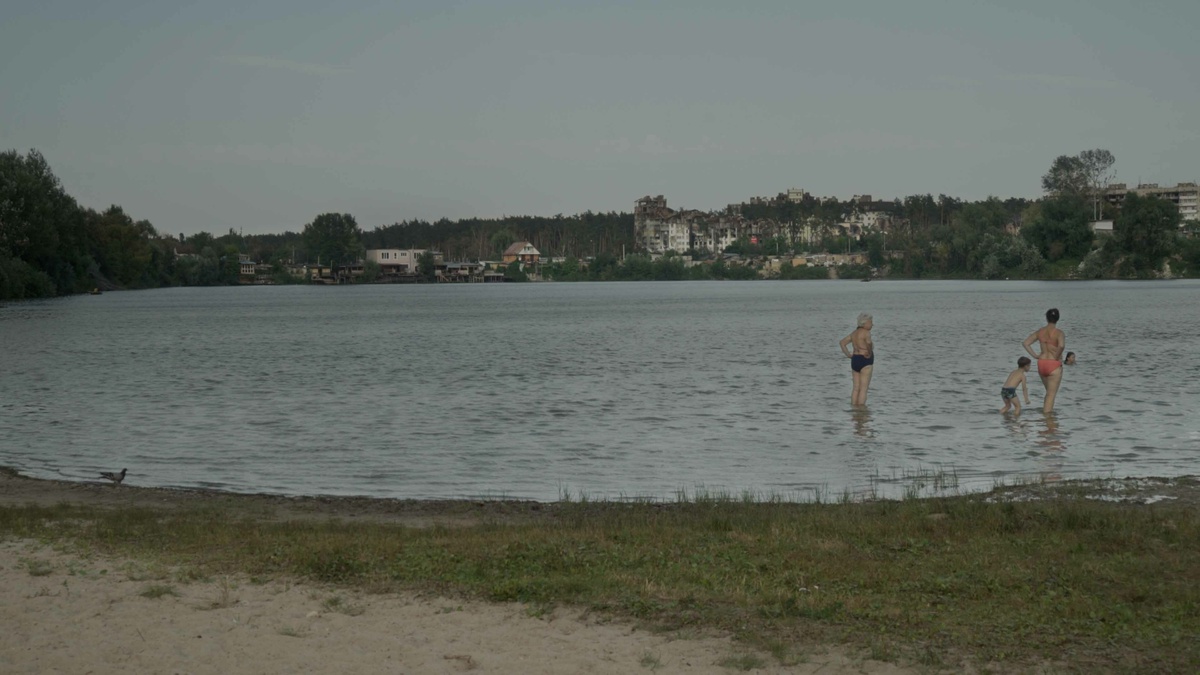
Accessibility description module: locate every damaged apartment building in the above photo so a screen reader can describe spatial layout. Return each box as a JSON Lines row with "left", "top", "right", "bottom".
{"left": 635, "top": 195, "right": 784, "bottom": 255}
{"left": 635, "top": 194, "right": 891, "bottom": 256}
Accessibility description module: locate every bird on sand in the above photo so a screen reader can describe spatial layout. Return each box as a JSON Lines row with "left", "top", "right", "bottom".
{"left": 99, "top": 468, "right": 127, "bottom": 484}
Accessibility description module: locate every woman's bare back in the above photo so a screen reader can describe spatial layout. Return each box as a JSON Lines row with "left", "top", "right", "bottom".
{"left": 1033, "top": 326, "right": 1064, "bottom": 360}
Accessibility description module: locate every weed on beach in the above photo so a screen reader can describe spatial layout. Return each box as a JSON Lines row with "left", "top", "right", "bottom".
{"left": 139, "top": 584, "right": 178, "bottom": 599}
{"left": 1, "top": 487, "right": 1198, "bottom": 672}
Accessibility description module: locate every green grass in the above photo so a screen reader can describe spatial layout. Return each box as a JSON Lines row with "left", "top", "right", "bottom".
{"left": 139, "top": 584, "right": 178, "bottom": 599}
{"left": 22, "top": 557, "right": 54, "bottom": 577}
{"left": 1, "top": 493, "right": 1197, "bottom": 673}
{"left": 321, "top": 594, "right": 365, "bottom": 616}
{"left": 639, "top": 651, "right": 662, "bottom": 670}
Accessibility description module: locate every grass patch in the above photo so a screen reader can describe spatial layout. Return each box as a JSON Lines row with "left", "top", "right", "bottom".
{"left": 718, "top": 652, "right": 767, "bottom": 671}
{"left": 204, "top": 575, "right": 238, "bottom": 610}
{"left": 22, "top": 558, "right": 54, "bottom": 577}
{"left": 1, "top": 493, "right": 1197, "bottom": 672}
{"left": 321, "top": 594, "right": 365, "bottom": 616}
{"left": 139, "top": 584, "right": 178, "bottom": 599}
{"left": 277, "top": 625, "right": 305, "bottom": 638}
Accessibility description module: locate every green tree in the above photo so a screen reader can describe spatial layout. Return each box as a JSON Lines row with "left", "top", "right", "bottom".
{"left": 709, "top": 257, "right": 728, "bottom": 279}
{"left": 489, "top": 228, "right": 519, "bottom": 257}
{"left": 553, "top": 256, "right": 583, "bottom": 281}
{"left": 187, "top": 231, "right": 216, "bottom": 254}
{"left": 866, "top": 234, "right": 886, "bottom": 268}
{"left": 86, "top": 206, "right": 156, "bottom": 287}
{"left": 1021, "top": 196, "right": 1093, "bottom": 262}
{"left": 725, "top": 262, "right": 759, "bottom": 280}
{"left": 652, "top": 255, "right": 687, "bottom": 280}
{"left": 1177, "top": 237, "right": 1200, "bottom": 277}
{"left": 1042, "top": 149, "right": 1116, "bottom": 220}
{"left": 360, "top": 260, "right": 381, "bottom": 283}
{"left": 1041, "top": 155, "right": 1088, "bottom": 197}
{"left": 1078, "top": 149, "right": 1116, "bottom": 219}
{"left": 503, "top": 260, "right": 528, "bottom": 282}
{"left": 303, "top": 213, "right": 363, "bottom": 268}
{"left": 0, "top": 149, "right": 90, "bottom": 297}
{"left": 687, "top": 262, "right": 711, "bottom": 280}
{"left": 588, "top": 252, "right": 619, "bottom": 280}
{"left": 417, "top": 251, "right": 437, "bottom": 282}
{"left": 977, "top": 232, "right": 1044, "bottom": 279}
{"left": 1111, "top": 193, "right": 1180, "bottom": 274}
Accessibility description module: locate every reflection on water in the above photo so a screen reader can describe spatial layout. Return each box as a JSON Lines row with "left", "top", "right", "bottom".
{"left": 2, "top": 280, "right": 1199, "bottom": 501}
{"left": 1035, "top": 413, "right": 1066, "bottom": 482}
{"left": 851, "top": 407, "right": 874, "bottom": 439}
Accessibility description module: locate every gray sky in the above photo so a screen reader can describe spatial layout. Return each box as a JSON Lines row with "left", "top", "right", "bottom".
{"left": 2, "top": 0, "right": 1197, "bottom": 236}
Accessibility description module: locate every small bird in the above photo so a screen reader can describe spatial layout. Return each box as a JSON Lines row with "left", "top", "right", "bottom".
{"left": 99, "top": 468, "right": 127, "bottom": 484}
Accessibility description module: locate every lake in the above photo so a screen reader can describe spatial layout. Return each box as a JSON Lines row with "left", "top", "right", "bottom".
{"left": 2, "top": 280, "right": 1197, "bottom": 501}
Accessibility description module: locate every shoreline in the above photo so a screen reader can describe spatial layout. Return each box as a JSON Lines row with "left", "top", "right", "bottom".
{"left": 0, "top": 466, "right": 558, "bottom": 528}
{"left": 5, "top": 466, "right": 1198, "bottom": 525}
{"left": 4, "top": 466, "right": 1198, "bottom": 672}
{"left": 0, "top": 467, "right": 927, "bottom": 674}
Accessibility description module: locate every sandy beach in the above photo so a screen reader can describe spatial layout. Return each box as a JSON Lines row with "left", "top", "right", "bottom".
{"left": 4, "top": 539, "right": 916, "bottom": 674}
{"left": 0, "top": 471, "right": 922, "bottom": 674}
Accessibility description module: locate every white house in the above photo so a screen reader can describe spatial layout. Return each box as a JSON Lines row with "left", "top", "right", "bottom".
{"left": 365, "top": 249, "right": 425, "bottom": 274}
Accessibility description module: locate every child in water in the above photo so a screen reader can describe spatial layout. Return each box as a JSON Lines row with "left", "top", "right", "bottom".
{"left": 1064, "top": 351, "right": 1076, "bottom": 366}
{"left": 1000, "top": 356, "right": 1033, "bottom": 415}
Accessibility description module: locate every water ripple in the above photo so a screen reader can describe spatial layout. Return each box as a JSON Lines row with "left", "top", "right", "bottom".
{"left": 2, "top": 281, "right": 1200, "bottom": 500}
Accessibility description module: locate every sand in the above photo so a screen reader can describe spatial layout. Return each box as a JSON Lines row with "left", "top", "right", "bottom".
{"left": 0, "top": 471, "right": 917, "bottom": 674}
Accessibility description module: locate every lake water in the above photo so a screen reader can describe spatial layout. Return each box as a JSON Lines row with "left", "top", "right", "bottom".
{"left": 2, "top": 280, "right": 1198, "bottom": 501}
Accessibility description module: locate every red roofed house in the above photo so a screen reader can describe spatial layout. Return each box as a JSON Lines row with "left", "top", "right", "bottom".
{"left": 501, "top": 241, "right": 540, "bottom": 265}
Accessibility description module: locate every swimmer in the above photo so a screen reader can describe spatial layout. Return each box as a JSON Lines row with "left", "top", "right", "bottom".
{"left": 839, "top": 312, "right": 874, "bottom": 406}
{"left": 1023, "top": 308, "right": 1065, "bottom": 413}
{"left": 1000, "top": 356, "right": 1033, "bottom": 415}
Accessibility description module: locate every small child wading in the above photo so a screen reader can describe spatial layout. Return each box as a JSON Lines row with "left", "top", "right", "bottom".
{"left": 1000, "top": 357, "right": 1032, "bottom": 415}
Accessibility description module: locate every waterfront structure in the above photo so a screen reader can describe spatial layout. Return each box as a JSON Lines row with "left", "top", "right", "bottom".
{"left": 238, "top": 254, "right": 256, "bottom": 278}
{"left": 365, "top": 249, "right": 426, "bottom": 274}
{"left": 1104, "top": 182, "right": 1199, "bottom": 222}
{"left": 441, "top": 261, "right": 485, "bottom": 282}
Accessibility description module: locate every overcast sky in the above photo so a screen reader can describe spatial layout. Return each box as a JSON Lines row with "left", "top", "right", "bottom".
{"left": 2, "top": 0, "right": 1197, "bottom": 236}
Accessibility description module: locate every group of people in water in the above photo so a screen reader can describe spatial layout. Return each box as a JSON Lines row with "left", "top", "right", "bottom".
{"left": 839, "top": 307, "right": 1074, "bottom": 415}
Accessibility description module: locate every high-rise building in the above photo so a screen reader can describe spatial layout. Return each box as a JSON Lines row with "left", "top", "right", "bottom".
{"left": 1104, "top": 182, "right": 1199, "bottom": 222}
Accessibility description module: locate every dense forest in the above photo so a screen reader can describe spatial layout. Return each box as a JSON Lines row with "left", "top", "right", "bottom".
{"left": 2, "top": 147, "right": 1198, "bottom": 300}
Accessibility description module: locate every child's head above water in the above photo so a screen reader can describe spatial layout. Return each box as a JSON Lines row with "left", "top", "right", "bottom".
{"left": 1017, "top": 356, "right": 1031, "bottom": 369}
{"left": 1064, "top": 351, "right": 1076, "bottom": 365}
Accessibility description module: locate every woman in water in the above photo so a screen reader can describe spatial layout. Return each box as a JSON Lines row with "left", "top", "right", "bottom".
{"left": 1023, "top": 307, "right": 1065, "bottom": 413}
{"left": 839, "top": 313, "right": 874, "bottom": 406}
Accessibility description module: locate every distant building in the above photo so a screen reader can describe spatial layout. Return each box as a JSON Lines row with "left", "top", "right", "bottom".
{"left": 635, "top": 196, "right": 693, "bottom": 254}
{"left": 1104, "top": 182, "right": 1199, "bottom": 222}
{"left": 238, "top": 255, "right": 256, "bottom": 278}
{"left": 1089, "top": 220, "right": 1114, "bottom": 235}
{"left": 501, "top": 241, "right": 540, "bottom": 265}
{"left": 365, "top": 249, "right": 425, "bottom": 274}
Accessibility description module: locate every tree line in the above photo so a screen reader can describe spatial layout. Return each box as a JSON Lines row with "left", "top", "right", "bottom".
{"left": 3, "top": 147, "right": 1198, "bottom": 300}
